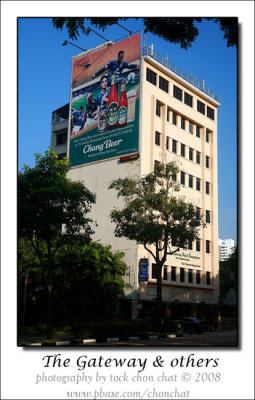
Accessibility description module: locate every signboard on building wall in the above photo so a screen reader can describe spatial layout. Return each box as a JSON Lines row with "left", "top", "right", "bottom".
{"left": 69, "top": 34, "right": 140, "bottom": 167}
{"left": 139, "top": 258, "right": 149, "bottom": 282}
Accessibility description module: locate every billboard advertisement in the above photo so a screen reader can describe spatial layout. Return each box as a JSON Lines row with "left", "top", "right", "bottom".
{"left": 69, "top": 33, "right": 140, "bottom": 166}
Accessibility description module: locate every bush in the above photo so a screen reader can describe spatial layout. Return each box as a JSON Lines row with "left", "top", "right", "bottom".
{"left": 71, "top": 319, "right": 153, "bottom": 339}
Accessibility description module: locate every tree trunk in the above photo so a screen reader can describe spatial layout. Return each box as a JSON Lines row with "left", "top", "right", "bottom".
{"left": 155, "top": 263, "right": 163, "bottom": 332}
{"left": 46, "top": 244, "right": 54, "bottom": 339}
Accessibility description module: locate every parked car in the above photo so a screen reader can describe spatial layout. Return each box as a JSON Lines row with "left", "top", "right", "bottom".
{"left": 181, "top": 317, "right": 204, "bottom": 334}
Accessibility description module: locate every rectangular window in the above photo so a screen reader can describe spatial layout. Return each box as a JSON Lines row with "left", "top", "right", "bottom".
{"left": 152, "top": 264, "right": 157, "bottom": 279}
{"left": 172, "top": 139, "right": 177, "bottom": 153}
{"left": 172, "top": 112, "right": 177, "bottom": 125}
{"left": 56, "top": 133, "right": 67, "bottom": 145}
{"left": 180, "top": 268, "right": 185, "bottom": 282}
{"left": 196, "top": 270, "right": 201, "bottom": 284}
{"left": 171, "top": 266, "right": 176, "bottom": 281}
{"left": 166, "top": 136, "right": 169, "bottom": 150}
{"left": 196, "top": 207, "right": 201, "bottom": 218}
{"left": 167, "top": 107, "right": 170, "bottom": 122}
{"left": 172, "top": 173, "right": 177, "bottom": 182}
{"left": 188, "top": 269, "right": 193, "bottom": 283}
{"left": 196, "top": 151, "right": 201, "bottom": 164}
{"left": 207, "top": 106, "right": 215, "bottom": 120}
{"left": 206, "top": 271, "right": 211, "bottom": 285}
{"left": 197, "top": 100, "right": 205, "bottom": 114}
{"left": 156, "top": 101, "right": 161, "bottom": 117}
{"left": 155, "top": 131, "right": 161, "bottom": 146}
{"left": 188, "top": 240, "right": 193, "bottom": 250}
{"left": 181, "top": 117, "right": 186, "bottom": 130}
{"left": 206, "top": 240, "right": 210, "bottom": 254}
{"left": 154, "top": 160, "right": 161, "bottom": 170}
{"left": 181, "top": 143, "right": 185, "bottom": 157}
{"left": 189, "top": 122, "right": 193, "bottom": 134}
{"left": 181, "top": 171, "right": 185, "bottom": 185}
{"left": 196, "top": 178, "right": 201, "bottom": 191}
{"left": 206, "top": 155, "right": 209, "bottom": 168}
{"left": 196, "top": 126, "right": 200, "bottom": 137}
{"left": 189, "top": 175, "right": 193, "bottom": 188}
{"left": 189, "top": 148, "right": 193, "bottom": 161}
{"left": 146, "top": 68, "right": 156, "bottom": 85}
{"left": 163, "top": 266, "right": 168, "bottom": 280}
{"left": 206, "top": 130, "right": 210, "bottom": 142}
{"left": 184, "top": 92, "right": 193, "bottom": 107}
{"left": 196, "top": 239, "right": 200, "bottom": 252}
{"left": 159, "top": 76, "right": 169, "bottom": 93}
{"left": 173, "top": 85, "right": 182, "bottom": 101}
{"left": 206, "top": 210, "right": 211, "bottom": 223}
{"left": 206, "top": 181, "right": 210, "bottom": 194}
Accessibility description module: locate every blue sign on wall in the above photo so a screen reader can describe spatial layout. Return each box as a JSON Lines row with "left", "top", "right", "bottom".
{"left": 139, "top": 258, "right": 149, "bottom": 282}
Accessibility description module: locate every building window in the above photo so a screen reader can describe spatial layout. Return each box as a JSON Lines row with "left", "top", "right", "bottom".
{"left": 206, "top": 240, "right": 210, "bottom": 254}
{"left": 166, "top": 136, "right": 169, "bottom": 150}
{"left": 188, "top": 269, "right": 193, "bottom": 283}
{"left": 206, "top": 130, "right": 210, "bottom": 142}
{"left": 206, "top": 155, "right": 209, "bottom": 168}
{"left": 206, "top": 210, "right": 211, "bottom": 223}
{"left": 196, "top": 270, "right": 201, "bottom": 284}
{"left": 167, "top": 107, "right": 170, "bottom": 122}
{"left": 163, "top": 266, "right": 168, "bottom": 280}
{"left": 197, "top": 100, "right": 205, "bottom": 114}
{"left": 196, "top": 207, "right": 201, "bottom": 218}
{"left": 154, "top": 160, "right": 161, "bottom": 170}
{"left": 184, "top": 92, "right": 193, "bottom": 107}
{"left": 206, "top": 271, "right": 211, "bottom": 285}
{"left": 172, "top": 173, "right": 177, "bottom": 182}
{"left": 196, "top": 126, "right": 200, "bottom": 138}
{"left": 155, "top": 131, "right": 161, "bottom": 146}
{"left": 156, "top": 101, "right": 161, "bottom": 117}
{"left": 146, "top": 67, "right": 156, "bottom": 85}
{"left": 152, "top": 264, "right": 157, "bottom": 279}
{"left": 196, "top": 151, "right": 201, "bottom": 164}
{"left": 180, "top": 268, "right": 185, "bottom": 282}
{"left": 189, "top": 148, "right": 193, "bottom": 161}
{"left": 172, "top": 112, "right": 177, "bottom": 125}
{"left": 171, "top": 266, "right": 176, "bottom": 281}
{"left": 159, "top": 76, "right": 169, "bottom": 93}
{"left": 207, "top": 106, "right": 215, "bottom": 120}
{"left": 189, "top": 122, "right": 193, "bottom": 134}
{"left": 181, "top": 143, "right": 185, "bottom": 157}
{"left": 56, "top": 133, "right": 67, "bottom": 145}
{"left": 188, "top": 240, "right": 193, "bottom": 250}
{"left": 181, "top": 117, "right": 186, "bottom": 130}
{"left": 196, "top": 178, "right": 201, "bottom": 191}
{"left": 173, "top": 85, "right": 182, "bottom": 101}
{"left": 172, "top": 139, "right": 177, "bottom": 153}
{"left": 189, "top": 175, "right": 193, "bottom": 188}
{"left": 206, "top": 181, "right": 210, "bottom": 194}
{"left": 181, "top": 171, "right": 185, "bottom": 185}
{"left": 196, "top": 239, "right": 200, "bottom": 252}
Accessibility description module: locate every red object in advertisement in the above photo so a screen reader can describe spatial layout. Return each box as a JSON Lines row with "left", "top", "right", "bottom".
{"left": 118, "top": 81, "right": 127, "bottom": 126}
{"left": 107, "top": 75, "right": 118, "bottom": 128}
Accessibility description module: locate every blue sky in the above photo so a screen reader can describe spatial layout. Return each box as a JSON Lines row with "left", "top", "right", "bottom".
{"left": 18, "top": 18, "right": 237, "bottom": 243}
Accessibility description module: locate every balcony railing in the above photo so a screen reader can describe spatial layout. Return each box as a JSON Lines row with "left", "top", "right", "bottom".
{"left": 141, "top": 46, "right": 219, "bottom": 103}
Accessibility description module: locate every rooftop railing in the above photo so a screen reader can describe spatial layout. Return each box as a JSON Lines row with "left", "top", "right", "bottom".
{"left": 141, "top": 46, "right": 219, "bottom": 103}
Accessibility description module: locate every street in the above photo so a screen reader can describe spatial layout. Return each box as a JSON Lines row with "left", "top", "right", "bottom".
{"left": 75, "top": 331, "right": 238, "bottom": 347}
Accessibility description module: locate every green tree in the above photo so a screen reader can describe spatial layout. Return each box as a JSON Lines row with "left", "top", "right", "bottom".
{"left": 52, "top": 17, "right": 237, "bottom": 48}
{"left": 18, "top": 149, "right": 96, "bottom": 338}
{"left": 220, "top": 246, "right": 238, "bottom": 299}
{"left": 54, "top": 241, "right": 127, "bottom": 324}
{"left": 109, "top": 162, "right": 204, "bottom": 330}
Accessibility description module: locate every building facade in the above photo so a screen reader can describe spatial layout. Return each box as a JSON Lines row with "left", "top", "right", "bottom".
{"left": 218, "top": 239, "right": 235, "bottom": 261}
{"left": 51, "top": 39, "right": 220, "bottom": 322}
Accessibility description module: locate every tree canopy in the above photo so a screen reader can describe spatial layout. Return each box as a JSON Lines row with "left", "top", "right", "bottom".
{"left": 109, "top": 162, "right": 204, "bottom": 329}
{"left": 18, "top": 149, "right": 96, "bottom": 338}
{"left": 53, "top": 17, "right": 237, "bottom": 49}
{"left": 220, "top": 246, "right": 238, "bottom": 299}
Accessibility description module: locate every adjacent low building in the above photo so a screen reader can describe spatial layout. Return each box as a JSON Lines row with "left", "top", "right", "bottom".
{"left": 51, "top": 34, "right": 220, "bottom": 324}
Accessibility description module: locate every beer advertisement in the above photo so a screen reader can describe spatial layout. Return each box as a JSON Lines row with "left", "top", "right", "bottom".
{"left": 69, "top": 34, "right": 140, "bottom": 166}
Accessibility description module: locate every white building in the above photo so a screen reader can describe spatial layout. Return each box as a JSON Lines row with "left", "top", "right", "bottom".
{"left": 218, "top": 239, "right": 235, "bottom": 261}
